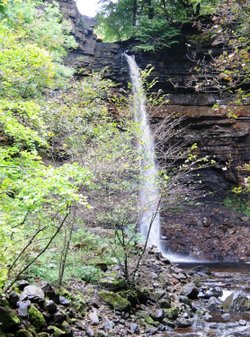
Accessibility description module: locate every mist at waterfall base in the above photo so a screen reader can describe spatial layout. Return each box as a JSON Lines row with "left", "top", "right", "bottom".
{"left": 125, "top": 54, "right": 200, "bottom": 263}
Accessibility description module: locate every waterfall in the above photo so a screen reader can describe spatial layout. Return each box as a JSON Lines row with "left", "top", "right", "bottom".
{"left": 125, "top": 54, "right": 161, "bottom": 249}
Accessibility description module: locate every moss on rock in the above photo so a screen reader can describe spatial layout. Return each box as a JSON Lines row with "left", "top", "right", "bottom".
{"left": 99, "top": 291, "right": 131, "bottom": 311}
{"left": 164, "top": 307, "right": 179, "bottom": 320}
{"left": 0, "top": 306, "right": 21, "bottom": 332}
{"left": 28, "top": 305, "right": 46, "bottom": 331}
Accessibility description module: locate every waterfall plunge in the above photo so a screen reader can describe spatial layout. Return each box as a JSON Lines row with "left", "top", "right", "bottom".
{"left": 126, "top": 54, "right": 161, "bottom": 249}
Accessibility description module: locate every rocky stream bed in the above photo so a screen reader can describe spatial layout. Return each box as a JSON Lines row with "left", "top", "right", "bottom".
{"left": 0, "top": 250, "right": 249, "bottom": 337}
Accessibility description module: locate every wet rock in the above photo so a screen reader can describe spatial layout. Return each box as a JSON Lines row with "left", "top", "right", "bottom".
{"left": 44, "top": 299, "right": 57, "bottom": 314}
{"left": 17, "top": 300, "right": 31, "bottom": 318}
{"left": 223, "top": 292, "right": 250, "bottom": 312}
{"left": 0, "top": 306, "right": 21, "bottom": 332}
{"left": 207, "top": 296, "right": 222, "bottom": 312}
{"left": 20, "top": 285, "right": 44, "bottom": 304}
{"left": 190, "top": 265, "right": 212, "bottom": 276}
{"left": 239, "top": 319, "right": 247, "bottom": 326}
{"left": 28, "top": 305, "right": 46, "bottom": 330}
{"left": 99, "top": 291, "right": 131, "bottom": 311}
{"left": 88, "top": 309, "right": 99, "bottom": 325}
{"left": 176, "top": 317, "right": 193, "bottom": 328}
{"left": 199, "top": 286, "right": 223, "bottom": 299}
{"left": 181, "top": 283, "right": 199, "bottom": 299}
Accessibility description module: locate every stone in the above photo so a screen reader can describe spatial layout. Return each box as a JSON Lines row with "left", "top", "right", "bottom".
{"left": 85, "top": 326, "right": 94, "bottom": 337}
{"left": 88, "top": 309, "right": 99, "bottom": 325}
{"left": 61, "top": 321, "right": 72, "bottom": 334}
{"left": 40, "top": 282, "right": 58, "bottom": 301}
{"left": 8, "top": 292, "right": 20, "bottom": 307}
{"left": 59, "top": 296, "right": 71, "bottom": 306}
{"left": 99, "top": 277, "right": 126, "bottom": 291}
{"left": 16, "top": 280, "right": 30, "bottom": 291}
{"left": 239, "top": 319, "right": 247, "bottom": 326}
{"left": 0, "top": 306, "right": 21, "bottom": 332}
{"left": 20, "top": 285, "right": 45, "bottom": 304}
{"left": 47, "top": 326, "right": 66, "bottom": 337}
{"left": 17, "top": 300, "right": 31, "bottom": 318}
{"left": 207, "top": 296, "right": 222, "bottom": 312}
{"left": 158, "top": 296, "right": 171, "bottom": 308}
{"left": 176, "top": 317, "right": 193, "bottom": 328}
{"left": 44, "top": 299, "right": 57, "bottom": 314}
{"left": 28, "top": 305, "right": 46, "bottom": 330}
{"left": 150, "top": 309, "right": 164, "bottom": 322}
{"left": 16, "top": 330, "right": 33, "bottom": 337}
{"left": 38, "top": 334, "right": 50, "bottom": 337}
{"left": 99, "top": 291, "right": 131, "bottom": 311}
{"left": 164, "top": 307, "right": 179, "bottom": 321}
{"left": 130, "top": 323, "right": 139, "bottom": 334}
{"left": 223, "top": 292, "right": 250, "bottom": 312}
{"left": 103, "top": 319, "right": 114, "bottom": 331}
{"left": 181, "top": 283, "right": 199, "bottom": 299}
{"left": 53, "top": 311, "right": 66, "bottom": 324}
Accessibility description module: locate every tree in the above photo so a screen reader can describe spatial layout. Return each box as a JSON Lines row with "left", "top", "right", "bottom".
{"left": 97, "top": 0, "right": 221, "bottom": 50}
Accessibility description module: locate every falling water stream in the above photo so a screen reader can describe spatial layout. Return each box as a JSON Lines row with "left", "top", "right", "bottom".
{"left": 125, "top": 54, "right": 161, "bottom": 249}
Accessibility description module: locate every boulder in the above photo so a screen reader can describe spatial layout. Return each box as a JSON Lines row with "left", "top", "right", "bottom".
{"left": 181, "top": 283, "right": 199, "bottom": 299}
{"left": 20, "top": 285, "right": 44, "bottom": 304}
{"left": 28, "top": 305, "right": 46, "bottom": 331}
{"left": 99, "top": 291, "right": 131, "bottom": 311}
{"left": 0, "top": 306, "right": 21, "bottom": 332}
{"left": 223, "top": 292, "right": 250, "bottom": 313}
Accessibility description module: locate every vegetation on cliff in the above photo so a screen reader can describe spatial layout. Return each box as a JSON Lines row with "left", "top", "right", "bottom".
{"left": 96, "top": 0, "right": 220, "bottom": 50}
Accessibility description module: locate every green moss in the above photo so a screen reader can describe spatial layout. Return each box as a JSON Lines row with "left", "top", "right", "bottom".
{"left": 164, "top": 307, "right": 179, "bottom": 320}
{"left": 28, "top": 306, "right": 46, "bottom": 331}
{"left": 47, "top": 326, "right": 65, "bottom": 337}
{"left": 16, "top": 330, "right": 33, "bottom": 337}
{"left": 99, "top": 291, "right": 131, "bottom": 311}
{"left": 0, "top": 306, "right": 21, "bottom": 332}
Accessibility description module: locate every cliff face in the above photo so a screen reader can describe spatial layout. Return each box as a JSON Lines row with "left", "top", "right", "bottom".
{"left": 57, "top": 0, "right": 250, "bottom": 261}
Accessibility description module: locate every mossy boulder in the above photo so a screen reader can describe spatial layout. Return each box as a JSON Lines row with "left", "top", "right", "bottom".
{"left": 16, "top": 329, "right": 33, "bottom": 337}
{"left": 99, "top": 291, "right": 131, "bottom": 311}
{"left": 47, "top": 326, "right": 65, "bottom": 337}
{"left": 28, "top": 305, "right": 46, "bottom": 331}
{"left": 0, "top": 306, "right": 21, "bottom": 332}
{"left": 164, "top": 307, "right": 179, "bottom": 320}
{"left": 144, "top": 315, "right": 159, "bottom": 327}
{"left": 99, "top": 276, "right": 127, "bottom": 291}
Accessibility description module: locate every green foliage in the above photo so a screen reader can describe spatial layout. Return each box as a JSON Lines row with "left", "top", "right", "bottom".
{"left": 97, "top": 0, "right": 220, "bottom": 50}
{"left": 0, "top": 0, "right": 76, "bottom": 98}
